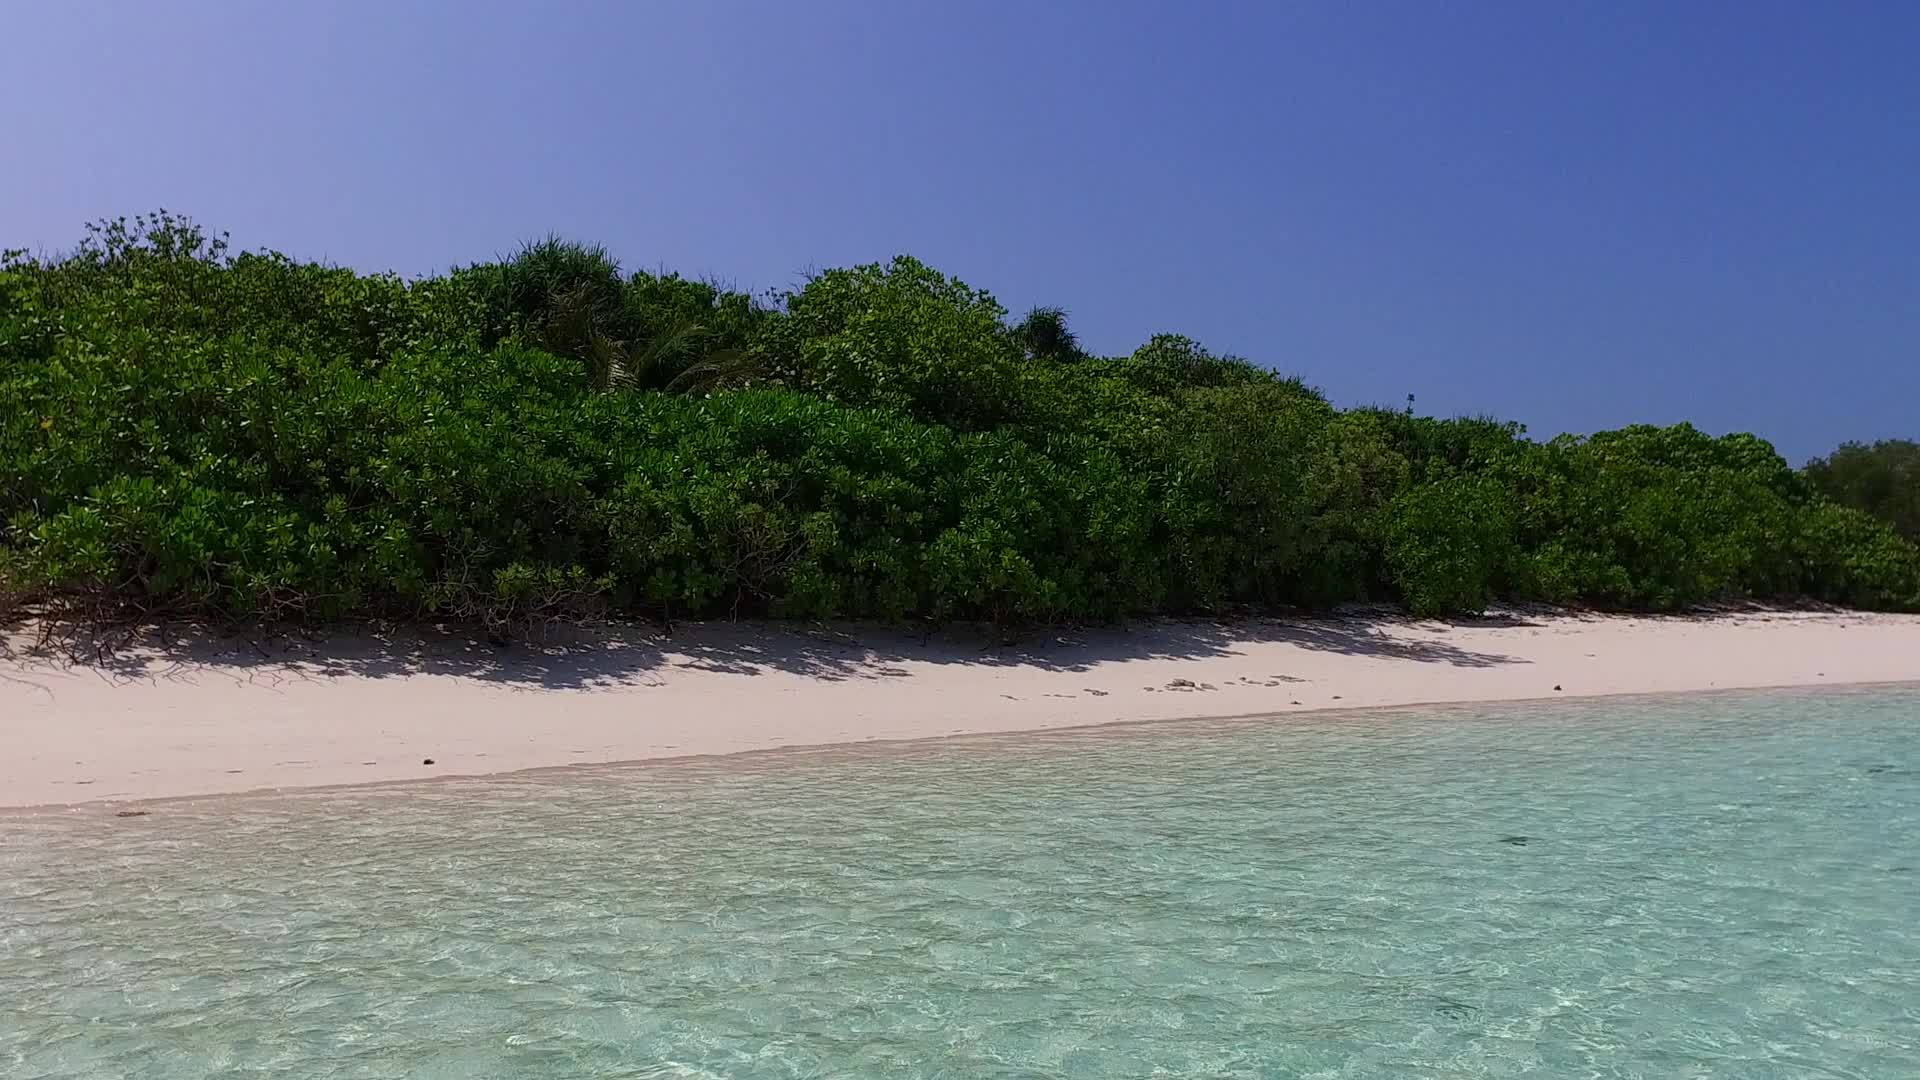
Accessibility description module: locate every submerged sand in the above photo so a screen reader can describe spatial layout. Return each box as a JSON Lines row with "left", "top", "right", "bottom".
{"left": 4, "top": 610, "right": 1917, "bottom": 808}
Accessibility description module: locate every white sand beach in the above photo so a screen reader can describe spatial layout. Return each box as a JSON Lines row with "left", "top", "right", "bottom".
{"left": 4, "top": 610, "right": 1918, "bottom": 808}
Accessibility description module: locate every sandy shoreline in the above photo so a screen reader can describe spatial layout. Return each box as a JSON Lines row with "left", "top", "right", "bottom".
{"left": 5, "top": 610, "right": 1918, "bottom": 808}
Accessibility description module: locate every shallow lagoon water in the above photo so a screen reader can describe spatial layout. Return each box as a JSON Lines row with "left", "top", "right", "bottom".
{"left": 3, "top": 686, "right": 1918, "bottom": 1078}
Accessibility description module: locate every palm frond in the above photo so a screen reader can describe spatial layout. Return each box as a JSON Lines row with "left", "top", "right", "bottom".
{"left": 609, "top": 316, "right": 708, "bottom": 390}
{"left": 662, "top": 349, "right": 768, "bottom": 395}
{"left": 1013, "top": 306, "right": 1083, "bottom": 362}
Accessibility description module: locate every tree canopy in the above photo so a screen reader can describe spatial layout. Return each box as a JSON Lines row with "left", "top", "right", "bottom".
{"left": 3, "top": 212, "right": 1915, "bottom": 631}
{"left": 1805, "top": 440, "right": 1920, "bottom": 544}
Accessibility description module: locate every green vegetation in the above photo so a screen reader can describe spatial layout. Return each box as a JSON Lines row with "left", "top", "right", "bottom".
{"left": 1805, "top": 440, "right": 1920, "bottom": 544}
{"left": 3, "top": 212, "right": 1917, "bottom": 631}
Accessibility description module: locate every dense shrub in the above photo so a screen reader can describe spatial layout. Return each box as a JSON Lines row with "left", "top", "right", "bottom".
{"left": 1383, "top": 475, "right": 1515, "bottom": 616}
{"left": 759, "top": 256, "right": 1030, "bottom": 430}
{"left": 1805, "top": 440, "right": 1920, "bottom": 543}
{"left": 3, "top": 213, "right": 1917, "bottom": 628}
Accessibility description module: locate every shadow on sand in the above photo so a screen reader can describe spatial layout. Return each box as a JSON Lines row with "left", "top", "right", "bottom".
{"left": 3, "top": 612, "right": 1534, "bottom": 692}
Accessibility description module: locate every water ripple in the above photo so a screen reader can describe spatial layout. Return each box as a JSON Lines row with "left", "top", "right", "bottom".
{"left": 3, "top": 687, "right": 1917, "bottom": 1077}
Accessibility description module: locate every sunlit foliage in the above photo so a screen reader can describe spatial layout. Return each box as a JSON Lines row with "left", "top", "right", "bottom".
{"left": 3, "top": 213, "right": 1915, "bottom": 629}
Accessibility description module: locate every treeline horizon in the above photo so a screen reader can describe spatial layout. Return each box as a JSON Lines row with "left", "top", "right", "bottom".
{"left": 3, "top": 211, "right": 1917, "bottom": 632}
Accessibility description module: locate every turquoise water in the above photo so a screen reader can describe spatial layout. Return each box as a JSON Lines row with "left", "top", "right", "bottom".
{"left": 3, "top": 687, "right": 1918, "bottom": 1078}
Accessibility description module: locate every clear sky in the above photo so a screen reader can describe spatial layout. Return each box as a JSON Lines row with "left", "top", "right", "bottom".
{"left": 6, "top": 2, "right": 1914, "bottom": 463}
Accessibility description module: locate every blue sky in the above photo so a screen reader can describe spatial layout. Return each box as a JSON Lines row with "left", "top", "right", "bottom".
{"left": 6, "top": 2, "right": 1915, "bottom": 462}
